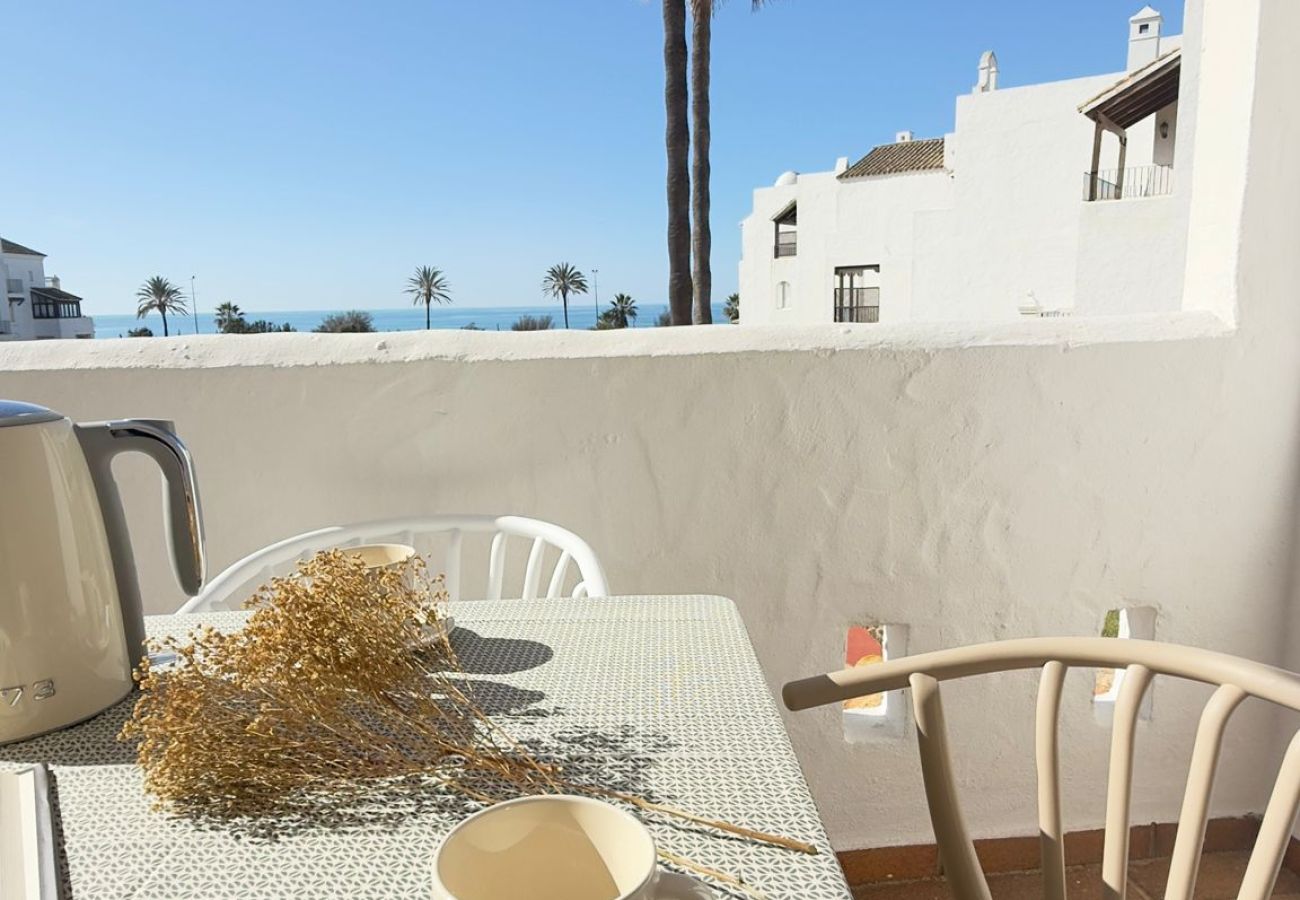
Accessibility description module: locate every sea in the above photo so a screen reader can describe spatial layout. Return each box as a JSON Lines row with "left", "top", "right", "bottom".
{"left": 92, "top": 303, "right": 729, "bottom": 339}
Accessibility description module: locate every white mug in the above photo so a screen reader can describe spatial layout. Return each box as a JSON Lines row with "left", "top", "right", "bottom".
{"left": 345, "top": 543, "right": 417, "bottom": 571}
{"left": 431, "top": 795, "right": 660, "bottom": 900}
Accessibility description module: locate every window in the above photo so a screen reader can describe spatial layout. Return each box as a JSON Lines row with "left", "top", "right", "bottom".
{"left": 775, "top": 281, "right": 791, "bottom": 310}
{"left": 1138, "top": 22, "right": 1150, "bottom": 33}
{"left": 32, "top": 298, "right": 82, "bottom": 319}
{"left": 773, "top": 202, "right": 797, "bottom": 257}
{"left": 834, "top": 266, "right": 880, "bottom": 323}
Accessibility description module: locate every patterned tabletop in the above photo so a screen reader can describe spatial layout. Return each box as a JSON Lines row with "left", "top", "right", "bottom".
{"left": 1, "top": 595, "right": 849, "bottom": 899}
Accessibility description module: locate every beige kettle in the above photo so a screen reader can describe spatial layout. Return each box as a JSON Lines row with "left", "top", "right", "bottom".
{"left": 0, "top": 400, "right": 205, "bottom": 744}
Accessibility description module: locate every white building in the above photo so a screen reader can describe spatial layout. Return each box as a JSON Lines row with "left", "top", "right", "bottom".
{"left": 739, "top": 6, "right": 1189, "bottom": 325}
{"left": 1, "top": 238, "right": 95, "bottom": 340}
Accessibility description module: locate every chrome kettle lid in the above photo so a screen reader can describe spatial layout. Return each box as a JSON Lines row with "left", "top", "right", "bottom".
{"left": 0, "top": 400, "right": 64, "bottom": 428}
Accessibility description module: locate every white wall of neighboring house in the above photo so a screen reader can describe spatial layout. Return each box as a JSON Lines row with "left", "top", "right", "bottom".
{"left": 739, "top": 7, "right": 1191, "bottom": 326}
{"left": 911, "top": 72, "right": 1120, "bottom": 320}
{"left": 0, "top": 245, "right": 95, "bottom": 340}
{"left": 739, "top": 169, "right": 952, "bottom": 325}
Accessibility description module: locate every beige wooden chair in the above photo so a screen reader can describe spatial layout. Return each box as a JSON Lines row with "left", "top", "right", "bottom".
{"left": 784, "top": 638, "right": 1300, "bottom": 900}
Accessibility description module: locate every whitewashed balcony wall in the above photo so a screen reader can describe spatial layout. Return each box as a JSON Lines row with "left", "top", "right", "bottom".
{"left": 1, "top": 0, "right": 1297, "bottom": 853}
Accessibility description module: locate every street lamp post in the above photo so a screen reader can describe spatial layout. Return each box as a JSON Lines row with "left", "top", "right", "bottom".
{"left": 190, "top": 275, "right": 200, "bottom": 334}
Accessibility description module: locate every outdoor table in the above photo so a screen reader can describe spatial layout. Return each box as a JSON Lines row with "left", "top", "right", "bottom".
{"left": 1, "top": 595, "right": 849, "bottom": 899}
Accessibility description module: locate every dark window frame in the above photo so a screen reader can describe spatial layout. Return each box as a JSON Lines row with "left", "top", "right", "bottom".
{"left": 833, "top": 265, "right": 881, "bottom": 323}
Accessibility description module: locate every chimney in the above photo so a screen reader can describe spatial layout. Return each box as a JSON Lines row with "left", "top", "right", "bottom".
{"left": 1127, "top": 6, "right": 1163, "bottom": 70}
{"left": 46, "top": 275, "right": 60, "bottom": 290}
{"left": 974, "top": 50, "right": 999, "bottom": 93}
{"left": 895, "top": 130, "right": 913, "bottom": 143}
{"left": 834, "top": 156, "right": 849, "bottom": 174}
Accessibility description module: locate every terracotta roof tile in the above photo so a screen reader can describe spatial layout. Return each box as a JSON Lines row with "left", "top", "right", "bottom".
{"left": 839, "top": 137, "right": 945, "bottom": 180}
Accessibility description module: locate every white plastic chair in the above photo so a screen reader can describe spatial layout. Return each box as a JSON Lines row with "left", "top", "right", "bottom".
{"left": 783, "top": 638, "right": 1300, "bottom": 900}
{"left": 179, "top": 515, "right": 610, "bottom": 613}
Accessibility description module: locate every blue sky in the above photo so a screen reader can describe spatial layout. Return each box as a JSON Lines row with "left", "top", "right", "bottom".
{"left": 5, "top": 1, "right": 1182, "bottom": 315}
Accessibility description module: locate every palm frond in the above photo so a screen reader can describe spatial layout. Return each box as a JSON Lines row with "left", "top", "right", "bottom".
{"left": 404, "top": 265, "right": 452, "bottom": 306}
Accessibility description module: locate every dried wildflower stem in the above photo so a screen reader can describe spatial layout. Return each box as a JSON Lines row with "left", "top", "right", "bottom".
{"left": 591, "top": 788, "right": 818, "bottom": 855}
{"left": 658, "top": 849, "right": 771, "bottom": 900}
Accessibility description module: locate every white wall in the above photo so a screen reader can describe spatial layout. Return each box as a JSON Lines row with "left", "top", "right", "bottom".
{"left": 1, "top": 252, "right": 46, "bottom": 339}
{"left": 739, "top": 168, "right": 952, "bottom": 325}
{"left": 1074, "top": 196, "right": 1185, "bottom": 315}
{"left": 911, "top": 72, "right": 1121, "bottom": 320}
{"left": 2, "top": 0, "right": 1297, "bottom": 854}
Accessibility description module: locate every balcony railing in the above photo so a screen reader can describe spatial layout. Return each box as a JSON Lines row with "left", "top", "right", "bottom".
{"left": 1083, "top": 165, "right": 1174, "bottom": 201}
{"left": 775, "top": 232, "right": 797, "bottom": 257}
{"left": 834, "top": 288, "right": 879, "bottom": 323}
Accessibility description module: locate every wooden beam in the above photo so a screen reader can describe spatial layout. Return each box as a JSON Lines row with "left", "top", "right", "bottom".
{"left": 1089, "top": 120, "right": 1104, "bottom": 201}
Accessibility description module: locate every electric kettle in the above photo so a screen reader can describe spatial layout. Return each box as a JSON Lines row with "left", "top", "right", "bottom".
{"left": 0, "top": 400, "right": 205, "bottom": 744}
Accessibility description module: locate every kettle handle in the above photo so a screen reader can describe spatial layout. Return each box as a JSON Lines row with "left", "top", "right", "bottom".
{"left": 76, "top": 420, "right": 206, "bottom": 658}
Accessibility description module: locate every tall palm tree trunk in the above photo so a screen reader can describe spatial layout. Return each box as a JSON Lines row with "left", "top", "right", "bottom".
{"left": 561, "top": 290, "right": 570, "bottom": 328}
{"left": 161, "top": 309, "right": 169, "bottom": 337}
{"left": 690, "top": 0, "right": 712, "bottom": 324}
{"left": 426, "top": 299, "right": 431, "bottom": 330}
{"left": 664, "top": 0, "right": 693, "bottom": 325}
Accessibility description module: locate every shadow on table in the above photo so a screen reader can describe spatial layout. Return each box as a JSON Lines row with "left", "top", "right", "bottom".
{"left": 1, "top": 699, "right": 138, "bottom": 766}
{"left": 169, "top": 724, "right": 684, "bottom": 844}
{"left": 442, "top": 677, "right": 548, "bottom": 717}
{"left": 449, "top": 629, "right": 554, "bottom": 675}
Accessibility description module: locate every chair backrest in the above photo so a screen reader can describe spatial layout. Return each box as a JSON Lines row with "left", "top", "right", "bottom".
{"left": 178, "top": 515, "right": 610, "bottom": 614}
{"left": 783, "top": 637, "right": 1300, "bottom": 900}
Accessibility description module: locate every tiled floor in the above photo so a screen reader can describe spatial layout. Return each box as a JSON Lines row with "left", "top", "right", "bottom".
{"left": 849, "top": 851, "right": 1300, "bottom": 899}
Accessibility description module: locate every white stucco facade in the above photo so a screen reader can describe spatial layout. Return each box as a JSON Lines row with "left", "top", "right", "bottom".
{"left": 740, "top": 6, "right": 1191, "bottom": 326}
{"left": 1, "top": 240, "right": 95, "bottom": 340}
{"left": 1, "top": 0, "right": 1298, "bottom": 856}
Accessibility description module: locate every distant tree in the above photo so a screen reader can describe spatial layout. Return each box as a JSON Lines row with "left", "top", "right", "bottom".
{"left": 593, "top": 309, "right": 619, "bottom": 330}
{"left": 135, "top": 276, "right": 188, "bottom": 337}
{"left": 655, "top": 309, "right": 672, "bottom": 327}
{"left": 724, "top": 292, "right": 739, "bottom": 323}
{"left": 245, "top": 319, "right": 296, "bottom": 333}
{"left": 462, "top": 322, "right": 484, "bottom": 331}
{"left": 405, "top": 266, "right": 452, "bottom": 330}
{"left": 541, "top": 263, "right": 588, "bottom": 329}
{"left": 608, "top": 293, "right": 638, "bottom": 328}
{"left": 511, "top": 314, "right": 554, "bottom": 331}
{"left": 126, "top": 326, "right": 153, "bottom": 338}
{"left": 314, "top": 310, "right": 376, "bottom": 333}
{"left": 214, "top": 301, "right": 244, "bottom": 333}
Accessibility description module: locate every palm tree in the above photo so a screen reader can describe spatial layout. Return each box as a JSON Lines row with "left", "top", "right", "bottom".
{"left": 724, "top": 292, "right": 739, "bottom": 323}
{"left": 541, "top": 263, "right": 589, "bottom": 329}
{"left": 609, "top": 293, "right": 639, "bottom": 328}
{"left": 664, "top": 0, "right": 692, "bottom": 325}
{"left": 404, "top": 266, "right": 452, "bottom": 330}
{"left": 685, "top": 0, "right": 769, "bottom": 325}
{"left": 690, "top": 0, "right": 712, "bottom": 325}
{"left": 214, "top": 302, "right": 244, "bottom": 334}
{"left": 135, "top": 276, "right": 188, "bottom": 337}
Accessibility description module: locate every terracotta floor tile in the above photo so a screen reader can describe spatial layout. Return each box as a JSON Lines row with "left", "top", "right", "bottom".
{"left": 1128, "top": 852, "right": 1300, "bottom": 899}
{"left": 847, "top": 851, "right": 1300, "bottom": 898}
